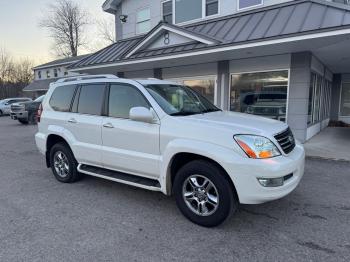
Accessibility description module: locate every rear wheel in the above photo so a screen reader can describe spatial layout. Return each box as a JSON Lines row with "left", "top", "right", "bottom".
{"left": 49, "top": 143, "right": 82, "bottom": 183}
{"left": 0, "top": 110, "right": 3, "bottom": 116}
{"left": 173, "top": 160, "right": 238, "bottom": 227}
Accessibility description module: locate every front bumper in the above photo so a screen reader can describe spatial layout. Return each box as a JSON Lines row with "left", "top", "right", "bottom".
{"left": 224, "top": 143, "right": 305, "bottom": 204}
{"left": 10, "top": 111, "right": 28, "bottom": 120}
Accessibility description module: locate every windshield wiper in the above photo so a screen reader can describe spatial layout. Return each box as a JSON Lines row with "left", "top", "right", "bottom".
{"left": 169, "top": 111, "right": 201, "bottom": 116}
{"left": 201, "top": 108, "right": 221, "bottom": 113}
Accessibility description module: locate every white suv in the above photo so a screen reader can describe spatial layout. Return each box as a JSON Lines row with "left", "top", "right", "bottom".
{"left": 35, "top": 75, "right": 305, "bottom": 227}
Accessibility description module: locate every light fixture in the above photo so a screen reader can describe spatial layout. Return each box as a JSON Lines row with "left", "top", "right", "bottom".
{"left": 119, "top": 15, "right": 128, "bottom": 23}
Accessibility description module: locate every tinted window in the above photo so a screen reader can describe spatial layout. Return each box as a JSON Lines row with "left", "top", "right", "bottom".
{"left": 50, "top": 85, "right": 77, "bottom": 112}
{"left": 108, "top": 84, "right": 149, "bottom": 118}
{"left": 77, "top": 84, "right": 105, "bottom": 115}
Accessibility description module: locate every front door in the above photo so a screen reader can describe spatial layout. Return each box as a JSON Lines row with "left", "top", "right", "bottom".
{"left": 101, "top": 83, "right": 160, "bottom": 179}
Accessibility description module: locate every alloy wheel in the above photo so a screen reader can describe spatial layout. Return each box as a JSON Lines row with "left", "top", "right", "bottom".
{"left": 182, "top": 175, "right": 219, "bottom": 216}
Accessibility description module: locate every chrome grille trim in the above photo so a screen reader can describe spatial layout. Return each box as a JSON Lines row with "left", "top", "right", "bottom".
{"left": 274, "top": 127, "right": 296, "bottom": 154}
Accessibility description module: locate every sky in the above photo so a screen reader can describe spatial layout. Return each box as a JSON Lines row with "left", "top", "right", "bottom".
{"left": 0, "top": 0, "right": 111, "bottom": 66}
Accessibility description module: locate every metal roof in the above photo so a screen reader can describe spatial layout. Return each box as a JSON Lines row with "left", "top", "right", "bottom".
{"left": 23, "top": 79, "right": 56, "bottom": 92}
{"left": 33, "top": 54, "right": 90, "bottom": 70}
{"left": 70, "top": 0, "right": 350, "bottom": 69}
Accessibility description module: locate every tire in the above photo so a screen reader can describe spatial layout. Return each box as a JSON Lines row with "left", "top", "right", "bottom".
{"left": 173, "top": 160, "right": 238, "bottom": 227}
{"left": 49, "top": 142, "right": 82, "bottom": 183}
{"left": 18, "top": 119, "right": 29, "bottom": 124}
{"left": 28, "top": 112, "right": 36, "bottom": 124}
{"left": 0, "top": 110, "right": 3, "bottom": 116}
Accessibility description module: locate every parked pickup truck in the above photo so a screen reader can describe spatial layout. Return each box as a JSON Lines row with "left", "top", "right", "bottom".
{"left": 0, "top": 97, "right": 32, "bottom": 116}
{"left": 10, "top": 95, "right": 45, "bottom": 124}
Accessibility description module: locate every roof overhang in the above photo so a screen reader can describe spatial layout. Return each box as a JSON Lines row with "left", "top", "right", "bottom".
{"left": 125, "top": 23, "right": 221, "bottom": 58}
{"left": 102, "top": 0, "right": 122, "bottom": 14}
{"left": 69, "top": 27, "right": 350, "bottom": 74}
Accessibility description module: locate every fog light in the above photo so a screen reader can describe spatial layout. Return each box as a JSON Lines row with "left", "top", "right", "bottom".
{"left": 258, "top": 177, "right": 284, "bottom": 187}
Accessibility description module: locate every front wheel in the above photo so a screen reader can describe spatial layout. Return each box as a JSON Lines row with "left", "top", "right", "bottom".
{"left": 173, "top": 160, "right": 238, "bottom": 227}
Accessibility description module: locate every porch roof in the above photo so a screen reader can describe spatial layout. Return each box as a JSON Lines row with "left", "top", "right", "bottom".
{"left": 23, "top": 79, "right": 55, "bottom": 92}
{"left": 70, "top": 0, "right": 350, "bottom": 71}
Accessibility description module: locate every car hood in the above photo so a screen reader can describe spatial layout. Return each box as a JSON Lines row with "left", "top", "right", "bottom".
{"left": 177, "top": 111, "right": 288, "bottom": 136}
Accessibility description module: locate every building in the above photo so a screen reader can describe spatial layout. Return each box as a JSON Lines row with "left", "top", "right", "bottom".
{"left": 68, "top": 0, "right": 350, "bottom": 142}
{"left": 23, "top": 55, "right": 89, "bottom": 96}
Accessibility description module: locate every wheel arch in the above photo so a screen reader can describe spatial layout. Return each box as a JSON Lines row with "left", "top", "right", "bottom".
{"left": 165, "top": 152, "right": 239, "bottom": 202}
{"left": 45, "top": 134, "right": 71, "bottom": 168}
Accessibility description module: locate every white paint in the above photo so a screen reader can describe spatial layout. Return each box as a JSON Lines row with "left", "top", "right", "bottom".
{"left": 36, "top": 76, "right": 305, "bottom": 207}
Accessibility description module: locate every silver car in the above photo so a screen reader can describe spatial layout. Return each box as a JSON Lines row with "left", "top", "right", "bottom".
{"left": 0, "top": 98, "right": 32, "bottom": 116}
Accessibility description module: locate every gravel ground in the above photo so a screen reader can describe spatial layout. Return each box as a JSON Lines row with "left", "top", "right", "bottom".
{"left": 0, "top": 116, "right": 349, "bottom": 262}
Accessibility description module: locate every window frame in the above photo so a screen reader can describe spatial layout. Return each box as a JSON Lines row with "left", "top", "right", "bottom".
{"left": 229, "top": 69, "right": 290, "bottom": 123}
{"left": 172, "top": 0, "right": 220, "bottom": 25}
{"left": 106, "top": 82, "right": 152, "bottom": 120}
{"left": 237, "top": 0, "right": 263, "bottom": 11}
{"left": 161, "top": 0, "right": 173, "bottom": 24}
{"left": 136, "top": 7, "right": 151, "bottom": 35}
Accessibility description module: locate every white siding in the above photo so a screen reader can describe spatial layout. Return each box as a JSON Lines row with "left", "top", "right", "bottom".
{"left": 117, "top": 0, "right": 293, "bottom": 39}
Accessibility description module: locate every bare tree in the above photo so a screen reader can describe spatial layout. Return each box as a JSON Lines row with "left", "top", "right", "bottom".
{"left": 39, "top": 0, "right": 89, "bottom": 57}
{"left": 0, "top": 48, "right": 34, "bottom": 99}
{"left": 97, "top": 17, "right": 116, "bottom": 44}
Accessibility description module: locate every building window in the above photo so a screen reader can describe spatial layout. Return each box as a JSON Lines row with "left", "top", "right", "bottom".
{"left": 340, "top": 82, "right": 350, "bottom": 116}
{"left": 64, "top": 71, "right": 68, "bottom": 76}
{"left": 136, "top": 8, "right": 151, "bottom": 34}
{"left": 38, "top": 71, "right": 42, "bottom": 79}
{"left": 173, "top": 0, "right": 219, "bottom": 24}
{"left": 54, "top": 68, "right": 58, "bottom": 78}
{"left": 308, "top": 73, "right": 333, "bottom": 125}
{"left": 46, "top": 70, "right": 51, "bottom": 78}
{"left": 183, "top": 78, "right": 216, "bottom": 104}
{"left": 162, "top": 0, "right": 173, "bottom": 24}
{"left": 206, "top": 0, "right": 219, "bottom": 16}
{"left": 238, "top": 0, "right": 263, "bottom": 10}
{"left": 167, "top": 76, "right": 217, "bottom": 104}
{"left": 230, "top": 70, "right": 289, "bottom": 122}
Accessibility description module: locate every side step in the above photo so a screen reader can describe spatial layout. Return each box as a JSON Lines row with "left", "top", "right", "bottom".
{"left": 78, "top": 164, "right": 161, "bottom": 191}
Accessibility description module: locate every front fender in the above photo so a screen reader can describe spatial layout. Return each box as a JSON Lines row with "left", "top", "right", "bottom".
{"left": 160, "top": 138, "right": 244, "bottom": 195}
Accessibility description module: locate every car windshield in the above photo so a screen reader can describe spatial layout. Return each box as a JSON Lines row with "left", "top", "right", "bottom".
{"left": 34, "top": 95, "right": 45, "bottom": 102}
{"left": 144, "top": 84, "right": 220, "bottom": 116}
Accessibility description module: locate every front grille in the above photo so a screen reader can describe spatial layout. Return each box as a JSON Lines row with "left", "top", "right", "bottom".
{"left": 274, "top": 127, "right": 295, "bottom": 154}
{"left": 253, "top": 107, "right": 279, "bottom": 115}
{"left": 11, "top": 105, "right": 24, "bottom": 112}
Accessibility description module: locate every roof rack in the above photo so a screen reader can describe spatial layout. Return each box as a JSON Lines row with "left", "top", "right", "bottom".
{"left": 55, "top": 74, "right": 119, "bottom": 83}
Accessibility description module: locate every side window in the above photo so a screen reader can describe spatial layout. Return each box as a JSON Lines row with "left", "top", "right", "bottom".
{"left": 77, "top": 84, "right": 105, "bottom": 115}
{"left": 49, "top": 85, "right": 77, "bottom": 112}
{"left": 108, "top": 83, "right": 150, "bottom": 119}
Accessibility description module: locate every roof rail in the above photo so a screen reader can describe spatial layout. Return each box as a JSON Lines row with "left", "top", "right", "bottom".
{"left": 55, "top": 74, "right": 119, "bottom": 83}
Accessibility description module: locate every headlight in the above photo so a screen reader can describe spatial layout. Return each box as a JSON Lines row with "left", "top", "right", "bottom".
{"left": 234, "top": 135, "right": 281, "bottom": 159}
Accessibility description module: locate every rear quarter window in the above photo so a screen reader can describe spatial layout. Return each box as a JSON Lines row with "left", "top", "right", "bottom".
{"left": 49, "top": 85, "right": 77, "bottom": 112}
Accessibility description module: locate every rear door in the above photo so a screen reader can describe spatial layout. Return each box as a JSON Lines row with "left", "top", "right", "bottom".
{"left": 66, "top": 83, "right": 106, "bottom": 167}
{"left": 101, "top": 82, "right": 160, "bottom": 179}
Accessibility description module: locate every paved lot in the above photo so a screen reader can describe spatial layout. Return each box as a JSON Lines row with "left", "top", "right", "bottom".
{"left": 0, "top": 116, "right": 349, "bottom": 262}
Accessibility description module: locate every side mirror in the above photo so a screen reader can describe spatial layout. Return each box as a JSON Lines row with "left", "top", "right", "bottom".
{"left": 4, "top": 102, "right": 9, "bottom": 106}
{"left": 129, "top": 107, "right": 155, "bottom": 123}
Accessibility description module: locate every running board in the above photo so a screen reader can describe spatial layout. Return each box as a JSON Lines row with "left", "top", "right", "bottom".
{"left": 78, "top": 164, "right": 161, "bottom": 191}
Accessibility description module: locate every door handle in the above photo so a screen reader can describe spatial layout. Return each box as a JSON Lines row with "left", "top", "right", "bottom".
{"left": 103, "top": 123, "right": 114, "bottom": 128}
{"left": 68, "top": 118, "right": 77, "bottom": 124}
